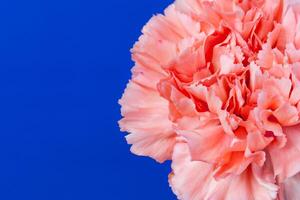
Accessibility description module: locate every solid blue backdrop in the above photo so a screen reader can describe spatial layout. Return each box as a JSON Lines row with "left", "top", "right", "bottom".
{"left": 0, "top": 0, "right": 177, "bottom": 199}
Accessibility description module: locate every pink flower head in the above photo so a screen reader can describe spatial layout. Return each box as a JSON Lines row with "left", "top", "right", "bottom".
{"left": 119, "top": 0, "right": 300, "bottom": 199}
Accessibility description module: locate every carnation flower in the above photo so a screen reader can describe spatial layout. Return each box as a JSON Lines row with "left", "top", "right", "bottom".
{"left": 119, "top": 0, "right": 300, "bottom": 199}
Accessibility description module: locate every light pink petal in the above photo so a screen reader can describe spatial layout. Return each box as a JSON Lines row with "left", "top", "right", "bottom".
{"left": 163, "top": 5, "right": 201, "bottom": 39}
{"left": 246, "top": 128, "right": 273, "bottom": 151}
{"left": 295, "top": 13, "right": 300, "bottom": 48}
{"left": 290, "top": 76, "right": 300, "bottom": 105}
{"left": 177, "top": 125, "right": 232, "bottom": 164}
{"left": 268, "top": 124, "right": 300, "bottom": 182}
{"left": 213, "top": 150, "right": 266, "bottom": 179}
{"left": 169, "top": 143, "right": 278, "bottom": 200}
{"left": 249, "top": 62, "right": 263, "bottom": 91}
{"left": 257, "top": 44, "right": 274, "bottom": 69}
{"left": 218, "top": 110, "right": 237, "bottom": 135}
{"left": 206, "top": 89, "right": 223, "bottom": 114}
{"left": 273, "top": 77, "right": 292, "bottom": 99}
{"left": 130, "top": 64, "right": 166, "bottom": 89}
{"left": 292, "top": 62, "right": 300, "bottom": 80}
{"left": 173, "top": 0, "right": 203, "bottom": 19}
{"left": 279, "top": 173, "right": 300, "bottom": 200}
{"left": 286, "top": 43, "right": 300, "bottom": 63}
{"left": 119, "top": 81, "right": 176, "bottom": 163}
{"left": 280, "top": 7, "right": 297, "bottom": 45}
{"left": 158, "top": 79, "right": 198, "bottom": 119}
{"left": 171, "top": 41, "right": 205, "bottom": 78}
{"left": 132, "top": 35, "right": 177, "bottom": 68}
{"left": 212, "top": 45, "right": 242, "bottom": 75}
{"left": 273, "top": 103, "right": 299, "bottom": 126}
{"left": 212, "top": 155, "right": 278, "bottom": 199}
{"left": 142, "top": 5, "right": 200, "bottom": 43}
{"left": 255, "top": 108, "right": 284, "bottom": 137}
{"left": 169, "top": 142, "right": 214, "bottom": 200}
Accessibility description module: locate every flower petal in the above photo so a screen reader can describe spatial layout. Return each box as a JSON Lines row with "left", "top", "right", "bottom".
{"left": 268, "top": 124, "right": 300, "bottom": 182}
{"left": 279, "top": 173, "right": 300, "bottom": 200}
{"left": 169, "top": 143, "right": 278, "bottom": 200}
{"left": 119, "top": 81, "right": 176, "bottom": 163}
{"left": 176, "top": 125, "right": 232, "bottom": 164}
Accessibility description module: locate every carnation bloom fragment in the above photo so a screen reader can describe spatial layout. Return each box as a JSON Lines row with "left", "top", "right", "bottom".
{"left": 119, "top": 0, "right": 300, "bottom": 199}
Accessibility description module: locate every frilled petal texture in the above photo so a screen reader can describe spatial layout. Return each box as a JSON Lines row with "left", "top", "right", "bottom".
{"left": 119, "top": 0, "right": 300, "bottom": 199}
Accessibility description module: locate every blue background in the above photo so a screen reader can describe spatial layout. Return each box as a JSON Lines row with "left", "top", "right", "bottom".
{"left": 0, "top": 0, "right": 176, "bottom": 199}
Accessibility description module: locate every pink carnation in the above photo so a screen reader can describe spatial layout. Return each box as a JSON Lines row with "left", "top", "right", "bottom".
{"left": 119, "top": 0, "right": 300, "bottom": 199}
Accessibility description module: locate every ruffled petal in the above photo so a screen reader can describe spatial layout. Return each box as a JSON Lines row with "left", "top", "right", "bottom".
{"left": 169, "top": 143, "right": 278, "bottom": 200}
{"left": 268, "top": 124, "right": 300, "bottom": 182}
{"left": 279, "top": 173, "right": 300, "bottom": 200}
{"left": 169, "top": 142, "right": 214, "bottom": 200}
{"left": 176, "top": 125, "right": 232, "bottom": 163}
{"left": 119, "top": 81, "right": 176, "bottom": 163}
